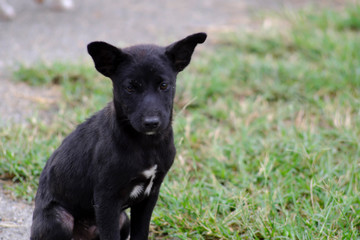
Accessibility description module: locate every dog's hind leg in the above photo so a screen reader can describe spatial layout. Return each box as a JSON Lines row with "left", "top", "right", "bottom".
{"left": 30, "top": 204, "right": 74, "bottom": 240}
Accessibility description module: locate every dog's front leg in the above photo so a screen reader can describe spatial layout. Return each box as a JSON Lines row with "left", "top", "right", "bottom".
{"left": 94, "top": 194, "right": 123, "bottom": 240}
{"left": 130, "top": 189, "right": 160, "bottom": 239}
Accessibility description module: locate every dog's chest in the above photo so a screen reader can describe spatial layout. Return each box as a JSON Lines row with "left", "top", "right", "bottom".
{"left": 129, "top": 165, "right": 158, "bottom": 199}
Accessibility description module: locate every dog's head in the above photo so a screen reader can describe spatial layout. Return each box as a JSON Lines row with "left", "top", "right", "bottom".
{"left": 87, "top": 33, "right": 207, "bottom": 135}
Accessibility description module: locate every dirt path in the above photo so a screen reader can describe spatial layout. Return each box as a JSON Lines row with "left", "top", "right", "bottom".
{"left": 0, "top": 0, "right": 345, "bottom": 239}
{"left": 0, "top": 182, "right": 32, "bottom": 240}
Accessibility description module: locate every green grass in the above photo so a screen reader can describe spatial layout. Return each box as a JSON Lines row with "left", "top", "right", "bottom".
{"left": 1, "top": 3, "right": 360, "bottom": 239}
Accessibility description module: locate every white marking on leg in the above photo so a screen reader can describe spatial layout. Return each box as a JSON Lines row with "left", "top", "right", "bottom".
{"left": 143, "top": 165, "right": 157, "bottom": 196}
{"left": 130, "top": 184, "right": 143, "bottom": 199}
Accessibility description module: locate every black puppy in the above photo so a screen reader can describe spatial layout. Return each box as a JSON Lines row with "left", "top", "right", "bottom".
{"left": 30, "top": 32, "right": 207, "bottom": 240}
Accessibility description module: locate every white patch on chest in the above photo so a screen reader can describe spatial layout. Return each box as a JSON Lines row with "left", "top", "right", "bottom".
{"left": 143, "top": 165, "right": 157, "bottom": 196}
{"left": 129, "top": 165, "right": 158, "bottom": 199}
{"left": 130, "top": 185, "right": 144, "bottom": 199}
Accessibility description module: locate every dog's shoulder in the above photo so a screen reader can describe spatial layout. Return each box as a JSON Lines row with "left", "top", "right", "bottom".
{"left": 67, "top": 102, "right": 116, "bottom": 138}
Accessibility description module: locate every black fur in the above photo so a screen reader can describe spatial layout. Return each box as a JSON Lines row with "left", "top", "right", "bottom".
{"left": 30, "top": 32, "right": 206, "bottom": 240}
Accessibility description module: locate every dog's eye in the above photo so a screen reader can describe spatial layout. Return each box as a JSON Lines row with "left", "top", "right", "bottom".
{"left": 126, "top": 85, "right": 135, "bottom": 93}
{"left": 159, "top": 82, "right": 169, "bottom": 91}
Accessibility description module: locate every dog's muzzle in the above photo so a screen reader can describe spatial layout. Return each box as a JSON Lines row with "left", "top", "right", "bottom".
{"left": 143, "top": 116, "right": 161, "bottom": 135}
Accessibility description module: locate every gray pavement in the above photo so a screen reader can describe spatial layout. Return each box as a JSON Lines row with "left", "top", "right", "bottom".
{"left": 0, "top": 0, "right": 252, "bottom": 69}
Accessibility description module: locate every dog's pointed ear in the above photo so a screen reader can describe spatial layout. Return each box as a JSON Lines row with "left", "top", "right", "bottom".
{"left": 165, "top": 32, "right": 207, "bottom": 72}
{"left": 87, "top": 41, "right": 128, "bottom": 78}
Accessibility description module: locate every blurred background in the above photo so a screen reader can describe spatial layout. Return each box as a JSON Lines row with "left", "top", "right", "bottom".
{"left": 0, "top": 0, "right": 344, "bottom": 68}
{"left": 1, "top": 0, "right": 358, "bottom": 239}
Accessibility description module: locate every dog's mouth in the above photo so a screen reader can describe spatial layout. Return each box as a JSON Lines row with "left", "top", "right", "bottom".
{"left": 129, "top": 121, "right": 162, "bottom": 136}
{"left": 145, "top": 131, "right": 156, "bottom": 136}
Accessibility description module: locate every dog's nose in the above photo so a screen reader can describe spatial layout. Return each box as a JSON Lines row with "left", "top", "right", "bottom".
{"left": 143, "top": 116, "right": 160, "bottom": 130}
